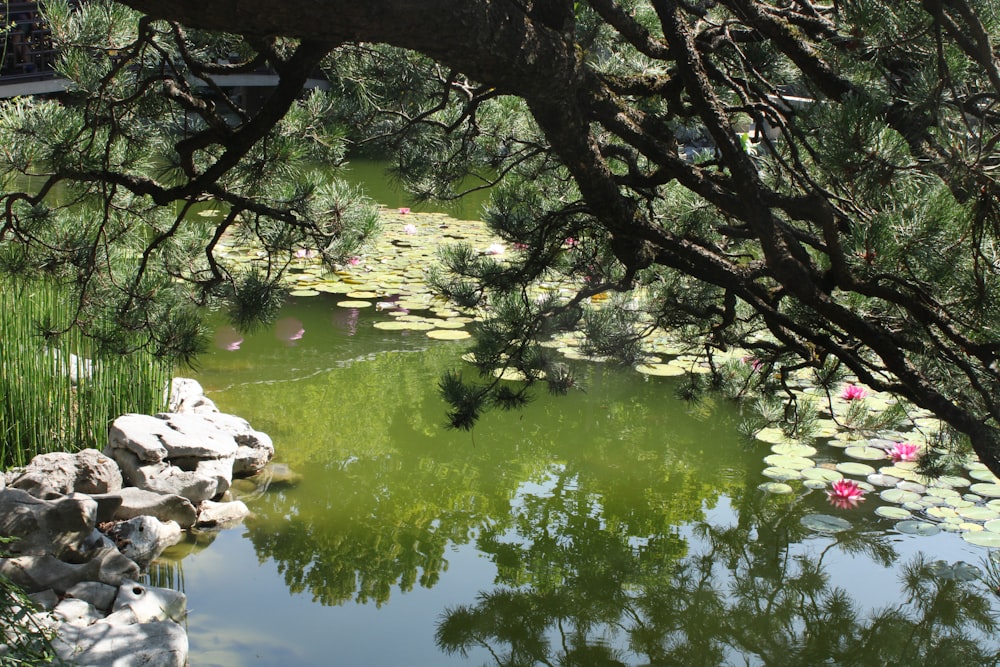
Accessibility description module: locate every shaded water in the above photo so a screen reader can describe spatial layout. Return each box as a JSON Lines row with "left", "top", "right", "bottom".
{"left": 171, "top": 293, "right": 1000, "bottom": 666}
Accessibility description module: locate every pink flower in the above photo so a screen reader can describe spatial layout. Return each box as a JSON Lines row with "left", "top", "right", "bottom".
{"left": 294, "top": 248, "right": 315, "bottom": 259}
{"left": 403, "top": 223, "right": 417, "bottom": 235}
{"left": 840, "top": 383, "right": 869, "bottom": 401}
{"left": 741, "top": 356, "right": 763, "bottom": 371}
{"left": 888, "top": 442, "right": 920, "bottom": 462}
{"left": 485, "top": 243, "right": 505, "bottom": 256}
{"left": 513, "top": 242, "right": 529, "bottom": 251}
{"left": 398, "top": 207, "right": 411, "bottom": 214}
{"left": 827, "top": 479, "right": 866, "bottom": 508}
{"left": 348, "top": 256, "right": 361, "bottom": 266}
{"left": 565, "top": 237, "right": 578, "bottom": 247}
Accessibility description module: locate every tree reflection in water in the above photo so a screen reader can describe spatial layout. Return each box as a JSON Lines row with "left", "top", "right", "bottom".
{"left": 437, "top": 489, "right": 1000, "bottom": 666}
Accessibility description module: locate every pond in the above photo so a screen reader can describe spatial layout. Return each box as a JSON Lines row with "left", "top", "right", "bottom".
{"left": 156, "top": 164, "right": 1000, "bottom": 666}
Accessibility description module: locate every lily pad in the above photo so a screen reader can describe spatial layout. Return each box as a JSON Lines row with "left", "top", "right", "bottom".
{"left": 427, "top": 329, "right": 472, "bottom": 341}
{"left": 926, "top": 506, "right": 959, "bottom": 520}
{"left": 844, "top": 446, "right": 888, "bottom": 461}
{"left": 758, "top": 482, "right": 794, "bottom": 495}
{"left": 957, "top": 506, "right": 1000, "bottom": 522}
{"left": 336, "top": 300, "right": 374, "bottom": 308}
{"left": 875, "top": 506, "right": 912, "bottom": 520}
{"left": 970, "top": 483, "right": 1000, "bottom": 498}
{"left": 801, "top": 514, "right": 853, "bottom": 534}
{"left": 763, "top": 454, "right": 815, "bottom": 471}
{"left": 801, "top": 468, "right": 842, "bottom": 483}
{"left": 771, "top": 443, "right": 817, "bottom": 457}
{"left": 289, "top": 289, "right": 321, "bottom": 297}
{"left": 761, "top": 467, "right": 802, "bottom": 481}
{"left": 895, "top": 520, "right": 941, "bottom": 536}
{"left": 836, "top": 462, "right": 876, "bottom": 477}
{"left": 962, "top": 531, "right": 1000, "bottom": 547}
{"left": 984, "top": 519, "right": 1000, "bottom": 533}
{"left": 635, "top": 363, "right": 686, "bottom": 377}
{"left": 880, "top": 488, "right": 921, "bottom": 504}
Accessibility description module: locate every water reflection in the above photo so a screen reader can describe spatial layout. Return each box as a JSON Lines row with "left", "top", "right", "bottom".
{"left": 213, "top": 325, "right": 243, "bottom": 351}
{"left": 275, "top": 317, "right": 305, "bottom": 345}
{"left": 435, "top": 488, "right": 1000, "bottom": 665}
{"left": 189, "top": 303, "right": 1000, "bottom": 665}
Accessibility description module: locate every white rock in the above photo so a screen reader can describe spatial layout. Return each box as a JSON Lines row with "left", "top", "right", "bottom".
{"left": 169, "top": 377, "right": 218, "bottom": 414}
{"left": 108, "top": 413, "right": 238, "bottom": 462}
{"left": 112, "top": 581, "right": 187, "bottom": 624}
{"left": 53, "top": 597, "right": 103, "bottom": 627}
{"left": 54, "top": 619, "right": 188, "bottom": 667}
{"left": 6, "top": 448, "right": 123, "bottom": 498}
{"left": 66, "top": 581, "right": 118, "bottom": 613}
{"left": 92, "top": 487, "right": 198, "bottom": 528}
{"left": 110, "top": 449, "right": 224, "bottom": 504}
{"left": 197, "top": 500, "right": 250, "bottom": 528}
{"left": 105, "top": 516, "right": 183, "bottom": 567}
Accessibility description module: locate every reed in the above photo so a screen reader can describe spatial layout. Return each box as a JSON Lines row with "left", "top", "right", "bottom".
{"left": 0, "top": 280, "right": 173, "bottom": 468}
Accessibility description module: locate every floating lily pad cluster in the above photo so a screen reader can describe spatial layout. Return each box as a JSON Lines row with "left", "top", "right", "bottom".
{"left": 749, "top": 380, "right": 1000, "bottom": 547}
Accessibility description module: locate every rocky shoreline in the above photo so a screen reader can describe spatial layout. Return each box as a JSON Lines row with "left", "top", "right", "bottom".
{"left": 0, "top": 378, "right": 274, "bottom": 666}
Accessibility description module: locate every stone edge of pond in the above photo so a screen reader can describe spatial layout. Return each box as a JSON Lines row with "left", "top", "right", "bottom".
{"left": 0, "top": 377, "right": 287, "bottom": 667}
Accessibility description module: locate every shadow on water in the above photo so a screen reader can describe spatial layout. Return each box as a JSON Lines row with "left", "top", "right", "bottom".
{"left": 161, "top": 296, "right": 1000, "bottom": 666}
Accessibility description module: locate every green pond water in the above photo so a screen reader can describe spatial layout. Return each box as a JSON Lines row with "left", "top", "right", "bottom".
{"left": 163, "top": 290, "right": 1000, "bottom": 667}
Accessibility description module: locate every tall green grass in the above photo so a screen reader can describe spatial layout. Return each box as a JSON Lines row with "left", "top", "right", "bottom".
{"left": 0, "top": 280, "right": 173, "bottom": 469}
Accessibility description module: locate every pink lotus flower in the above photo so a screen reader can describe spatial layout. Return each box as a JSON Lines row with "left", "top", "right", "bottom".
{"left": 348, "top": 256, "right": 361, "bottom": 266}
{"left": 403, "top": 223, "right": 417, "bottom": 235}
{"left": 398, "top": 207, "right": 411, "bottom": 214}
{"left": 888, "top": 442, "right": 920, "bottom": 462}
{"left": 827, "top": 479, "right": 865, "bottom": 508}
{"left": 485, "top": 243, "right": 505, "bottom": 256}
{"left": 294, "top": 248, "right": 316, "bottom": 259}
{"left": 840, "top": 383, "right": 869, "bottom": 401}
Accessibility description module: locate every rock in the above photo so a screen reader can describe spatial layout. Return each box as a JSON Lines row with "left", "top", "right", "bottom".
{"left": 0, "top": 548, "right": 139, "bottom": 594}
{"left": 0, "top": 489, "right": 98, "bottom": 559}
{"left": 92, "top": 487, "right": 198, "bottom": 529}
{"left": 111, "top": 449, "right": 225, "bottom": 504}
{"left": 104, "top": 516, "right": 182, "bottom": 567}
{"left": 250, "top": 462, "right": 303, "bottom": 490}
{"left": 28, "top": 589, "right": 60, "bottom": 611}
{"left": 197, "top": 500, "right": 250, "bottom": 528}
{"left": 54, "top": 619, "right": 188, "bottom": 667}
{"left": 53, "top": 597, "right": 104, "bottom": 627}
{"left": 169, "top": 377, "right": 218, "bottom": 414}
{"left": 7, "top": 449, "right": 123, "bottom": 498}
{"left": 112, "top": 580, "right": 186, "bottom": 624}
{"left": 66, "top": 581, "right": 118, "bottom": 613}
{"left": 108, "top": 413, "right": 238, "bottom": 463}
{"left": 175, "top": 412, "right": 274, "bottom": 476}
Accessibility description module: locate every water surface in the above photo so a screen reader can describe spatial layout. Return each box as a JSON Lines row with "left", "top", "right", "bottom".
{"left": 167, "top": 293, "right": 1000, "bottom": 666}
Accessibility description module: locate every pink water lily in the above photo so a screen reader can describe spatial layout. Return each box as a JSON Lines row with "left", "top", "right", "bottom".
{"left": 827, "top": 479, "right": 865, "bottom": 508}
{"left": 888, "top": 442, "right": 920, "bottom": 462}
{"left": 485, "top": 243, "right": 505, "bottom": 256}
{"left": 347, "top": 256, "right": 361, "bottom": 266}
{"left": 403, "top": 223, "right": 417, "bottom": 235}
{"left": 840, "top": 383, "right": 869, "bottom": 401}
{"left": 398, "top": 207, "right": 411, "bottom": 214}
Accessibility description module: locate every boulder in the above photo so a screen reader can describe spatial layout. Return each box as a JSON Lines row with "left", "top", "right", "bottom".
{"left": 104, "top": 516, "right": 182, "bottom": 567}
{"left": 53, "top": 597, "right": 104, "bottom": 627}
{"left": 92, "top": 487, "right": 198, "bottom": 528}
{"left": 0, "top": 489, "right": 98, "bottom": 559}
{"left": 169, "top": 377, "right": 218, "bottom": 414}
{"left": 65, "top": 581, "right": 118, "bottom": 613}
{"left": 7, "top": 449, "right": 123, "bottom": 498}
{"left": 172, "top": 412, "right": 274, "bottom": 476}
{"left": 196, "top": 500, "right": 250, "bottom": 528}
{"left": 112, "top": 580, "right": 187, "bottom": 624}
{"left": 110, "top": 449, "right": 225, "bottom": 504}
{"left": 108, "top": 413, "right": 238, "bottom": 463}
{"left": 0, "top": 548, "right": 139, "bottom": 594}
{"left": 53, "top": 619, "right": 188, "bottom": 667}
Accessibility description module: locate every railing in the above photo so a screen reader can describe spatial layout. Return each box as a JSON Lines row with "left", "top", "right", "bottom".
{"left": 1, "top": 2, "right": 61, "bottom": 84}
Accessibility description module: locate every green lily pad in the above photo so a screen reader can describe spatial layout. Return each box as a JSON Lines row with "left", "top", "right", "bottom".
{"left": 984, "top": 519, "right": 1000, "bottom": 533}
{"left": 761, "top": 467, "right": 802, "bottom": 481}
{"left": 289, "top": 289, "right": 321, "bottom": 297}
{"left": 635, "top": 363, "right": 687, "bottom": 377}
{"left": 880, "top": 488, "right": 921, "bottom": 504}
{"left": 801, "top": 468, "right": 842, "bottom": 483}
{"left": 427, "top": 329, "right": 472, "bottom": 340}
{"left": 927, "top": 560, "right": 981, "bottom": 581}
{"left": 771, "top": 443, "right": 817, "bottom": 457}
{"left": 943, "top": 497, "right": 974, "bottom": 509}
{"left": 336, "top": 300, "right": 374, "bottom": 308}
{"left": 895, "top": 520, "right": 941, "bottom": 536}
{"left": 801, "top": 514, "right": 853, "bottom": 534}
{"left": 754, "top": 427, "right": 786, "bottom": 444}
{"left": 373, "top": 320, "right": 435, "bottom": 331}
{"left": 763, "top": 454, "right": 815, "bottom": 470}
{"left": 895, "top": 481, "right": 927, "bottom": 494}
{"left": 958, "top": 506, "right": 1000, "bottom": 522}
{"left": 836, "top": 462, "right": 876, "bottom": 476}
{"left": 875, "top": 506, "right": 912, "bottom": 520}
{"left": 961, "top": 531, "right": 1000, "bottom": 547}
{"left": 844, "top": 446, "right": 888, "bottom": 461}
{"left": 926, "top": 486, "right": 961, "bottom": 498}
{"left": 927, "top": 506, "right": 959, "bottom": 520}
{"left": 970, "top": 483, "right": 1000, "bottom": 498}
